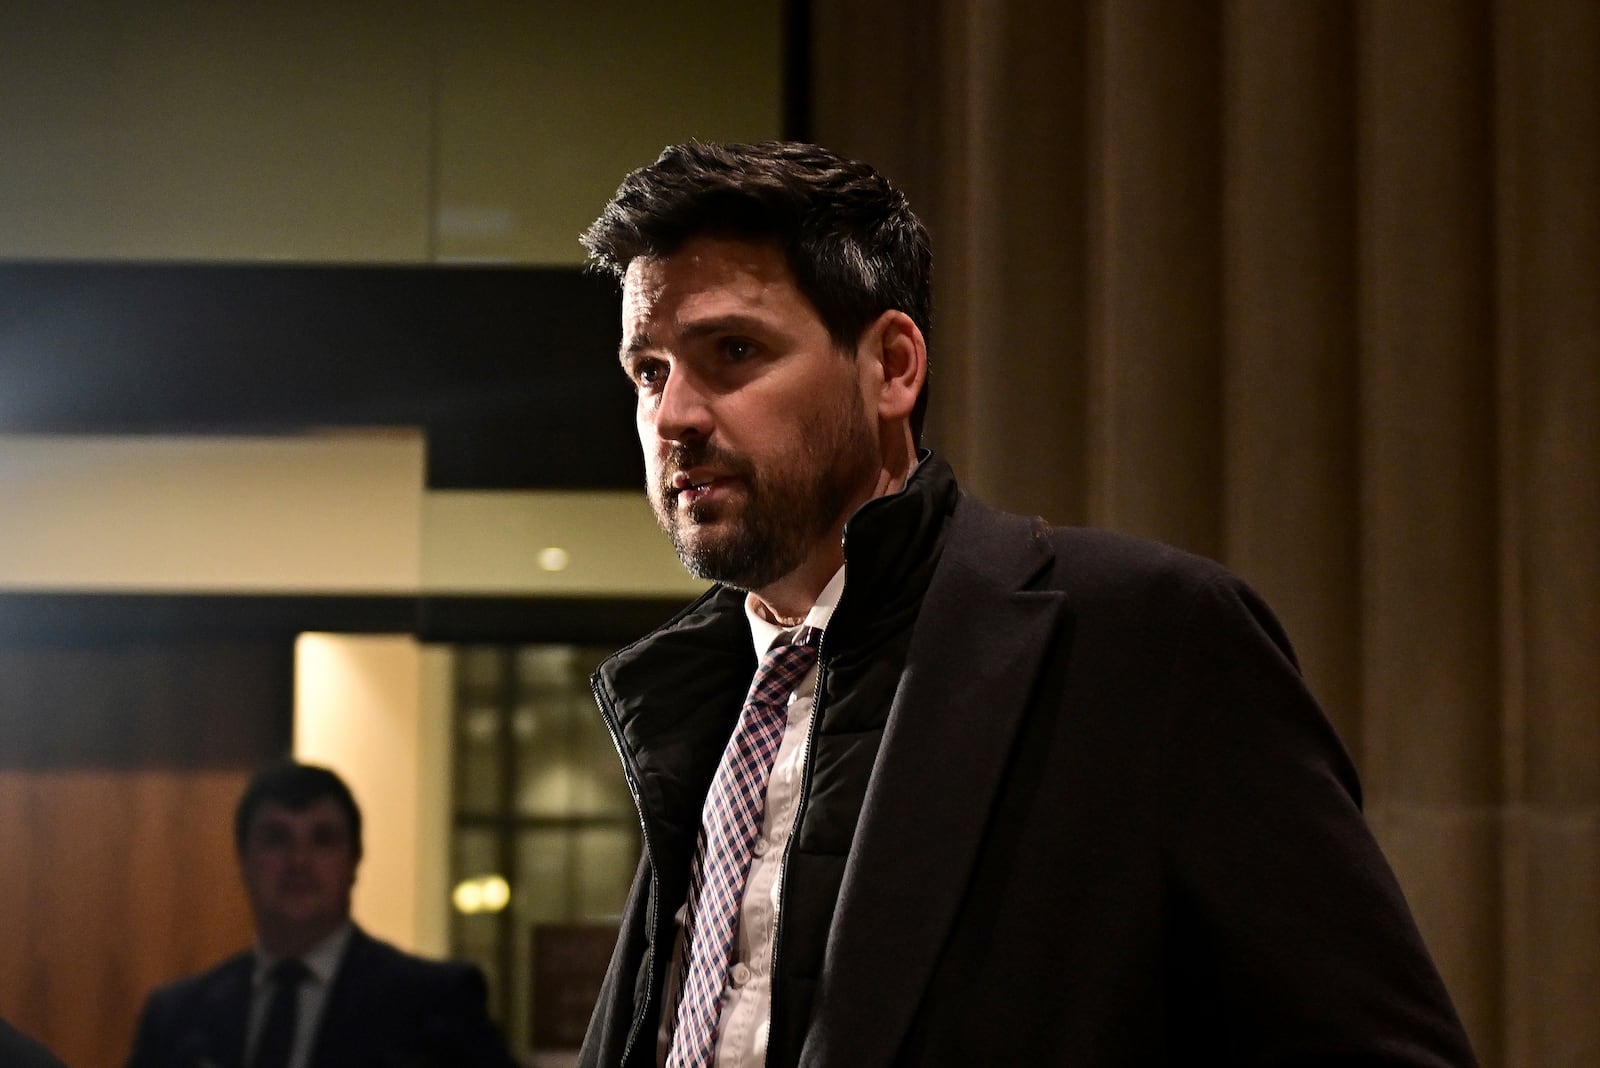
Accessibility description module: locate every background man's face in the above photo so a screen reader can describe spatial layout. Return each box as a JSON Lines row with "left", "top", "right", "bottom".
{"left": 239, "top": 797, "right": 358, "bottom": 950}
{"left": 620, "top": 236, "right": 880, "bottom": 592}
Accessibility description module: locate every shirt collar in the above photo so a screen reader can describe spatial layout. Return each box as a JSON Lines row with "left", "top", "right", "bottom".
{"left": 253, "top": 921, "right": 353, "bottom": 987}
{"left": 745, "top": 564, "right": 844, "bottom": 657}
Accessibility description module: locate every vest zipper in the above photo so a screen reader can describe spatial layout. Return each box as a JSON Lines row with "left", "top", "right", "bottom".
{"left": 592, "top": 677, "right": 660, "bottom": 1068}
{"left": 763, "top": 630, "right": 830, "bottom": 1068}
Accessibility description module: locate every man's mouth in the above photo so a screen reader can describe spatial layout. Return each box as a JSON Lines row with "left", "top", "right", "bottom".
{"left": 670, "top": 469, "right": 732, "bottom": 507}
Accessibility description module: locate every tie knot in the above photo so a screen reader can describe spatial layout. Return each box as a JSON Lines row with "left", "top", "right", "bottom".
{"left": 268, "top": 958, "right": 310, "bottom": 988}
{"left": 746, "top": 632, "right": 820, "bottom": 714}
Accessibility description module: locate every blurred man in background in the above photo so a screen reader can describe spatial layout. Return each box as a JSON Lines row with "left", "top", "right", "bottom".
{"left": 126, "top": 760, "right": 516, "bottom": 1068}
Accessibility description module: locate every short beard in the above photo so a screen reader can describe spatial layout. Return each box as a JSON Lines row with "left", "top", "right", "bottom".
{"left": 652, "top": 393, "right": 878, "bottom": 592}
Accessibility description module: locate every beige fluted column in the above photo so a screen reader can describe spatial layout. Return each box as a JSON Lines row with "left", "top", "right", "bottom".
{"left": 1086, "top": 0, "right": 1224, "bottom": 559}
{"left": 1358, "top": 2, "right": 1502, "bottom": 1059}
{"left": 1221, "top": 0, "right": 1362, "bottom": 745}
{"left": 806, "top": 0, "right": 945, "bottom": 212}
{"left": 811, "top": 0, "right": 1090, "bottom": 523}
{"left": 808, "top": 2, "right": 1600, "bottom": 1062}
{"left": 1496, "top": 3, "right": 1600, "bottom": 1066}
{"left": 939, "top": 0, "right": 1087, "bottom": 523}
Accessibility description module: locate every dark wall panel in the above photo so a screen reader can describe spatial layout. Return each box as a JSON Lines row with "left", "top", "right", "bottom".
{"left": 0, "top": 637, "right": 293, "bottom": 770}
{"left": 0, "top": 261, "right": 635, "bottom": 490}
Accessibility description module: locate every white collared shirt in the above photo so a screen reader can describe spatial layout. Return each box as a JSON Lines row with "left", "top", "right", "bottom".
{"left": 246, "top": 922, "right": 352, "bottom": 1068}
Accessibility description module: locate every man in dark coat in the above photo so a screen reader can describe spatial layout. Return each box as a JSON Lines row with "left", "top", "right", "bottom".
{"left": 575, "top": 141, "right": 1479, "bottom": 1067}
{"left": 125, "top": 761, "right": 516, "bottom": 1068}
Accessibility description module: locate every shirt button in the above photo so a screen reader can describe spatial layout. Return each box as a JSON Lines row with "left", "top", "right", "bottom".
{"left": 730, "top": 962, "right": 752, "bottom": 987}
{"left": 752, "top": 837, "right": 770, "bottom": 857}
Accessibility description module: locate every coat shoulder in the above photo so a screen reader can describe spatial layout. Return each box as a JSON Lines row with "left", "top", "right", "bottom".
{"left": 141, "top": 951, "right": 253, "bottom": 1013}
{"left": 126, "top": 951, "right": 253, "bottom": 1068}
{"left": 341, "top": 929, "right": 489, "bottom": 1000}
{"left": 316, "top": 930, "right": 515, "bottom": 1067}
{"left": 951, "top": 492, "right": 1240, "bottom": 600}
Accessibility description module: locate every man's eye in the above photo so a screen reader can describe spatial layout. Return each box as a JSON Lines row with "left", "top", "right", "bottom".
{"left": 631, "top": 362, "right": 665, "bottom": 390}
{"left": 721, "top": 339, "right": 755, "bottom": 362}
{"left": 311, "top": 828, "right": 347, "bottom": 849}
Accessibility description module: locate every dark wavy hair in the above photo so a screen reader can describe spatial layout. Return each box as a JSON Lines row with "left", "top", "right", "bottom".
{"left": 581, "top": 141, "right": 932, "bottom": 439}
{"left": 234, "top": 760, "right": 362, "bottom": 858}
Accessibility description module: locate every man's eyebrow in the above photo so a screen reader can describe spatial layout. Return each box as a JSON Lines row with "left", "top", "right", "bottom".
{"left": 679, "top": 314, "right": 768, "bottom": 340}
{"left": 619, "top": 334, "right": 652, "bottom": 365}
{"left": 620, "top": 314, "right": 775, "bottom": 366}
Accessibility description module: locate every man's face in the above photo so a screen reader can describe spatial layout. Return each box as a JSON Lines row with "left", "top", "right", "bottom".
{"left": 621, "top": 236, "right": 881, "bottom": 592}
{"left": 238, "top": 797, "right": 358, "bottom": 950}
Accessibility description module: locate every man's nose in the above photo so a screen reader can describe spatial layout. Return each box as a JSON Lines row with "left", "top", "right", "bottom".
{"left": 651, "top": 367, "right": 714, "bottom": 442}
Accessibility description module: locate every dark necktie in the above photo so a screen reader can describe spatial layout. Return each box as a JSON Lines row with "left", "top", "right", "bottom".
{"left": 668, "top": 626, "right": 822, "bottom": 1068}
{"left": 251, "top": 958, "right": 309, "bottom": 1068}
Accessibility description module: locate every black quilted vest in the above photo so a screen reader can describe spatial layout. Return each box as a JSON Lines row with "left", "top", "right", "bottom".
{"left": 591, "top": 454, "right": 957, "bottom": 1068}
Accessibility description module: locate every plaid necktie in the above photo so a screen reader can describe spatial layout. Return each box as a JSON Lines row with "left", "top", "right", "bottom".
{"left": 667, "top": 626, "right": 822, "bottom": 1068}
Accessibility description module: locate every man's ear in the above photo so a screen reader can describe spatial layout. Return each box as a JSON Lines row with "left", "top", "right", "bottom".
{"left": 862, "top": 309, "right": 927, "bottom": 424}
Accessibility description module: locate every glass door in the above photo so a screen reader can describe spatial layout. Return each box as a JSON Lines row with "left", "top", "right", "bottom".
{"left": 450, "top": 643, "right": 639, "bottom": 1060}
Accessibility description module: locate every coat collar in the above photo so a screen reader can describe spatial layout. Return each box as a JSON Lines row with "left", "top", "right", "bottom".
{"left": 802, "top": 494, "right": 1066, "bottom": 1067}
{"left": 304, "top": 924, "right": 380, "bottom": 1068}
{"left": 593, "top": 452, "right": 962, "bottom": 878}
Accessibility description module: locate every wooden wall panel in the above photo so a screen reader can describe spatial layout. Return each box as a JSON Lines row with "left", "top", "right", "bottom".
{"left": 0, "top": 638, "right": 290, "bottom": 1067}
{"left": 0, "top": 771, "right": 256, "bottom": 1068}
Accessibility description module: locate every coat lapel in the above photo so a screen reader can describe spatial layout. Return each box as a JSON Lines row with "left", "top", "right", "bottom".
{"left": 802, "top": 497, "right": 1066, "bottom": 1067}
{"left": 306, "top": 926, "right": 373, "bottom": 1068}
{"left": 197, "top": 956, "right": 252, "bottom": 1068}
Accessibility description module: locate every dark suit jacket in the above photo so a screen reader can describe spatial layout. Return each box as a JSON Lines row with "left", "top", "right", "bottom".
{"left": 583, "top": 475, "right": 1478, "bottom": 1066}
{"left": 125, "top": 926, "right": 517, "bottom": 1068}
{"left": 0, "top": 1018, "right": 68, "bottom": 1068}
